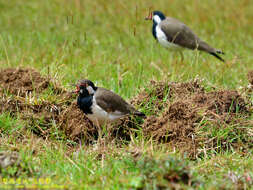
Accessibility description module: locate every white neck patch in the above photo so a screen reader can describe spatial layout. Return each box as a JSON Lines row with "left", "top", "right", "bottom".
{"left": 153, "top": 15, "right": 162, "bottom": 24}
{"left": 87, "top": 86, "right": 95, "bottom": 95}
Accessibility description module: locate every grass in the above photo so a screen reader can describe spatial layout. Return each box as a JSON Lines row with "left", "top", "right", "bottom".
{"left": 0, "top": 0, "right": 253, "bottom": 189}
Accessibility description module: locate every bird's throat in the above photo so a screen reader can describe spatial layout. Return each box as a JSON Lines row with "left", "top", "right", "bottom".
{"left": 77, "top": 95, "right": 93, "bottom": 114}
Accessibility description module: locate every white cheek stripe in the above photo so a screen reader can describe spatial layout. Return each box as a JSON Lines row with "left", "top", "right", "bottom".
{"left": 87, "top": 86, "right": 95, "bottom": 95}
{"left": 153, "top": 15, "right": 162, "bottom": 24}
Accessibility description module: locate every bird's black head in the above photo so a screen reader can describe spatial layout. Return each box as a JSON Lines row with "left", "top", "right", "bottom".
{"left": 145, "top": 10, "right": 166, "bottom": 24}
{"left": 75, "top": 79, "right": 97, "bottom": 97}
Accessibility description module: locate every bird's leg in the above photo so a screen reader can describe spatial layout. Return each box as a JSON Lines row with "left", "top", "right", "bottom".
{"left": 179, "top": 51, "right": 184, "bottom": 63}
{"left": 106, "top": 122, "right": 114, "bottom": 142}
{"left": 94, "top": 118, "right": 103, "bottom": 142}
{"left": 171, "top": 52, "right": 178, "bottom": 65}
{"left": 104, "top": 120, "right": 109, "bottom": 138}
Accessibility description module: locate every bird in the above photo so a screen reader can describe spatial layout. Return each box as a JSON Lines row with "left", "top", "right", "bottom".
{"left": 145, "top": 10, "right": 225, "bottom": 62}
{"left": 75, "top": 79, "right": 146, "bottom": 126}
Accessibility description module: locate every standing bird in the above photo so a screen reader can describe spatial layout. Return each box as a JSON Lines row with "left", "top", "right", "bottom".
{"left": 75, "top": 79, "right": 145, "bottom": 126}
{"left": 145, "top": 10, "right": 225, "bottom": 62}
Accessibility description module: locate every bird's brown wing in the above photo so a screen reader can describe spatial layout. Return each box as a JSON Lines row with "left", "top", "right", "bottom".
{"left": 160, "top": 17, "right": 215, "bottom": 53}
{"left": 95, "top": 88, "right": 135, "bottom": 114}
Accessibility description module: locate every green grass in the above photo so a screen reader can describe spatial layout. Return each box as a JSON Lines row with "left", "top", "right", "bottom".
{"left": 1, "top": 0, "right": 253, "bottom": 95}
{"left": 0, "top": 0, "right": 253, "bottom": 189}
{"left": 0, "top": 113, "right": 24, "bottom": 139}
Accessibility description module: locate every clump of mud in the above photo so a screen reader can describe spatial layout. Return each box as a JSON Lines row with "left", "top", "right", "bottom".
{"left": 0, "top": 68, "right": 65, "bottom": 96}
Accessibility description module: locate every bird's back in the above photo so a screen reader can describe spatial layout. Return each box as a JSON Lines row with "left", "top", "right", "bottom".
{"left": 160, "top": 17, "right": 215, "bottom": 53}
{"left": 94, "top": 87, "right": 135, "bottom": 114}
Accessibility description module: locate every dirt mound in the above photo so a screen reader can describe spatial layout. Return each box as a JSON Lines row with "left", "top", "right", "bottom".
{"left": 0, "top": 68, "right": 65, "bottom": 96}
{"left": 0, "top": 93, "right": 91, "bottom": 140}
{"left": 0, "top": 95, "right": 65, "bottom": 137}
{"left": 143, "top": 101, "right": 199, "bottom": 141}
{"left": 111, "top": 116, "right": 144, "bottom": 141}
{"left": 248, "top": 70, "right": 253, "bottom": 85}
{"left": 21, "top": 102, "right": 63, "bottom": 137}
{"left": 193, "top": 90, "right": 247, "bottom": 115}
{"left": 139, "top": 81, "right": 251, "bottom": 158}
{"left": 0, "top": 67, "right": 78, "bottom": 139}
{"left": 58, "top": 102, "right": 97, "bottom": 142}
{"left": 58, "top": 103, "right": 142, "bottom": 142}
{"left": 0, "top": 97, "right": 24, "bottom": 116}
{"left": 131, "top": 79, "right": 204, "bottom": 115}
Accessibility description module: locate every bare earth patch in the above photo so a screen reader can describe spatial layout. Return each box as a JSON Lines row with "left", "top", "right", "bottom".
{"left": 0, "top": 68, "right": 65, "bottom": 96}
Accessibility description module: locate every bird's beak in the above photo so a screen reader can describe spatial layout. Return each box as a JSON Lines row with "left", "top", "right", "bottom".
{"left": 74, "top": 85, "right": 80, "bottom": 93}
{"left": 145, "top": 12, "right": 152, "bottom": 20}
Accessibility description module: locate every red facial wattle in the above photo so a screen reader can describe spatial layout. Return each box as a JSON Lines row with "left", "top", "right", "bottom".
{"left": 145, "top": 12, "right": 153, "bottom": 20}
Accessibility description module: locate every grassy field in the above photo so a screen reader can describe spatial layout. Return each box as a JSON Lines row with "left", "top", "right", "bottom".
{"left": 0, "top": 0, "right": 253, "bottom": 189}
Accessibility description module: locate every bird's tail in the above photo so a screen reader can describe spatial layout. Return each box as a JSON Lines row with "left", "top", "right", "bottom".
{"left": 210, "top": 50, "right": 225, "bottom": 62}
{"left": 216, "top": 50, "right": 225, "bottom": 55}
{"left": 198, "top": 41, "right": 225, "bottom": 62}
{"left": 134, "top": 111, "right": 146, "bottom": 118}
